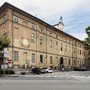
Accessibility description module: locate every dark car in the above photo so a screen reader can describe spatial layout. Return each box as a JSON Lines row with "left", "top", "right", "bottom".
{"left": 74, "top": 67, "right": 88, "bottom": 71}
{"left": 31, "top": 68, "right": 41, "bottom": 73}
{"left": 31, "top": 68, "right": 45, "bottom": 74}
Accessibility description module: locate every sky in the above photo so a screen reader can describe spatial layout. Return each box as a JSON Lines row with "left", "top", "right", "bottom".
{"left": 0, "top": 0, "right": 90, "bottom": 40}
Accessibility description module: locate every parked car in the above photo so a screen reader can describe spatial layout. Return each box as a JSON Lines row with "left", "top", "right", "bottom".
{"left": 74, "top": 67, "right": 88, "bottom": 71}
{"left": 40, "top": 69, "right": 45, "bottom": 73}
{"left": 42, "top": 67, "right": 53, "bottom": 73}
{"left": 31, "top": 68, "right": 41, "bottom": 73}
{"left": 87, "top": 67, "right": 90, "bottom": 71}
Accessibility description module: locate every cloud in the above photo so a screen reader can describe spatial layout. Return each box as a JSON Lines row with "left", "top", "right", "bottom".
{"left": 69, "top": 33, "right": 87, "bottom": 40}
{"left": 64, "top": 25, "right": 78, "bottom": 31}
{"left": 0, "top": 0, "right": 90, "bottom": 40}
{"left": 64, "top": 17, "right": 78, "bottom": 23}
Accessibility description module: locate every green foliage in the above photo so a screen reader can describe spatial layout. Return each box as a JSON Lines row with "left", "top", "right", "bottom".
{"left": 2, "top": 37, "right": 10, "bottom": 48}
{"left": 31, "top": 68, "right": 41, "bottom": 74}
{"left": 84, "top": 26, "right": 90, "bottom": 60}
{"left": 21, "top": 72, "right": 26, "bottom": 75}
{"left": 0, "top": 33, "right": 10, "bottom": 50}
{"left": 0, "top": 69, "right": 15, "bottom": 74}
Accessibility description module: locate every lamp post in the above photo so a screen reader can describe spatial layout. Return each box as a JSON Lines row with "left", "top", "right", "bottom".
{"left": 3, "top": 48, "right": 9, "bottom": 75}
{"left": 3, "top": 48, "right": 5, "bottom": 75}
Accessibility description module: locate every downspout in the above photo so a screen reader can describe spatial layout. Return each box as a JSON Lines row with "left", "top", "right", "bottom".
{"left": 12, "top": 9, "right": 14, "bottom": 68}
{"left": 46, "top": 27, "right": 47, "bottom": 67}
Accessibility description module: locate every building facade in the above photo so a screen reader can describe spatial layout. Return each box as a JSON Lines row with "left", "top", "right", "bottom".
{"left": 0, "top": 3, "right": 88, "bottom": 70}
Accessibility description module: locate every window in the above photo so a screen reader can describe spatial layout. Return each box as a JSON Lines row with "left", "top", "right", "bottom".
{"left": 31, "top": 33, "right": 35, "bottom": 43}
{"left": 69, "top": 40, "right": 71, "bottom": 44}
{"left": 74, "top": 48, "right": 76, "bottom": 53}
{"left": 84, "top": 51, "right": 85, "bottom": 56}
{"left": 60, "top": 43, "right": 63, "bottom": 51}
{"left": 31, "top": 24, "right": 36, "bottom": 30}
{"left": 60, "top": 38, "right": 63, "bottom": 40}
{"left": 56, "top": 35, "right": 58, "bottom": 39}
{"left": 40, "top": 36, "right": 43, "bottom": 45}
{"left": 13, "top": 17, "right": 18, "bottom": 23}
{"left": 50, "top": 40, "right": 52, "bottom": 48}
{"left": 69, "top": 46, "right": 71, "bottom": 53}
{"left": 50, "top": 33, "right": 52, "bottom": 36}
{"left": 80, "top": 60, "right": 81, "bottom": 65}
{"left": 80, "top": 44, "right": 81, "bottom": 48}
{"left": 40, "top": 55, "right": 43, "bottom": 63}
{"left": 40, "top": 29, "right": 43, "bottom": 32}
{"left": 74, "top": 60, "right": 76, "bottom": 65}
{"left": 56, "top": 42, "right": 58, "bottom": 49}
{"left": 32, "top": 54, "right": 35, "bottom": 63}
{"left": 65, "top": 39, "right": 67, "bottom": 42}
{"left": 50, "top": 56, "right": 53, "bottom": 64}
{"left": 14, "top": 51, "right": 18, "bottom": 62}
{"left": 80, "top": 50, "right": 81, "bottom": 55}
{"left": 2, "top": 16, "right": 6, "bottom": 23}
{"left": 69, "top": 59, "right": 71, "bottom": 65}
{"left": 65, "top": 45, "right": 67, "bottom": 52}
{"left": 82, "top": 50, "right": 83, "bottom": 55}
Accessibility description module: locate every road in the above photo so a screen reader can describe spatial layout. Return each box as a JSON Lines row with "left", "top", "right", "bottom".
{"left": 0, "top": 71, "right": 90, "bottom": 90}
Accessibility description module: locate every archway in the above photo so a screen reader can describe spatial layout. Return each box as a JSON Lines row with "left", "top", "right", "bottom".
{"left": 60, "top": 57, "right": 64, "bottom": 70}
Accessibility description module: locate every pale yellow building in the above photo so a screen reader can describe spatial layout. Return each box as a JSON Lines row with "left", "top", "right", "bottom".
{"left": 0, "top": 2, "right": 87, "bottom": 70}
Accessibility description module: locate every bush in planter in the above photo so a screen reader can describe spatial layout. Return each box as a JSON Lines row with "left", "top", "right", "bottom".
{"left": 31, "top": 68, "right": 41, "bottom": 74}
{"left": 0, "top": 70, "right": 3, "bottom": 74}
{"left": 9, "top": 70, "right": 15, "bottom": 74}
{"left": 0, "top": 69, "right": 15, "bottom": 74}
{"left": 21, "top": 72, "right": 26, "bottom": 75}
{"left": 36, "top": 70, "right": 41, "bottom": 74}
{"left": 5, "top": 69, "right": 15, "bottom": 74}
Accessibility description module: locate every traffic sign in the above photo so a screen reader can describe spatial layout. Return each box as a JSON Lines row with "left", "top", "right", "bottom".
{"left": 25, "top": 60, "right": 27, "bottom": 64}
{"left": 7, "top": 60, "right": 11, "bottom": 64}
{"left": 4, "top": 48, "right": 9, "bottom": 58}
{"left": 28, "top": 60, "right": 30, "bottom": 64}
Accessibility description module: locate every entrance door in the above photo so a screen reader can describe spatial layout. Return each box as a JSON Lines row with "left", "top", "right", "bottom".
{"left": 23, "top": 52, "right": 27, "bottom": 68}
{"left": 60, "top": 57, "right": 64, "bottom": 70}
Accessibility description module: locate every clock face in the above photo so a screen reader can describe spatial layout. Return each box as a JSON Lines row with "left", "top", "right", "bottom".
{"left": 22, "top": 38, "right": 29, "bottom": 47}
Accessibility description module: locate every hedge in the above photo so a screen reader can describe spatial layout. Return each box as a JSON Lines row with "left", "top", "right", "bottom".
{"left": 0, "top": 69, "right": 15, "bottom": 74}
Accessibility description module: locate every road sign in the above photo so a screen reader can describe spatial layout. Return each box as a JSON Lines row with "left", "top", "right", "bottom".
{"left": 28, "top": 60, "right": 30, "bottom": 64}
{"left": 4, "top": 48, "right": 9, "bottom": 58}
{"left": 25, "top": 60, "right": 27, "bottom": 64}
{"left": 7, "top": 60, "right": 11, "bottom": 64}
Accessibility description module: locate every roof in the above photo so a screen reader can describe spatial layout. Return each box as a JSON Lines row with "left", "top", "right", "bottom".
{"left": 0, "top": 2, "right": 84, "bottom": 44}
{"left": 53, "top": 22, "right": 64, "bottom": 26}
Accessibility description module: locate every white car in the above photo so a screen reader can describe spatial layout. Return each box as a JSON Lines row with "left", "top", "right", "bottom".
{"left": 42, "top": 67, "right": 53, "bottom": 73}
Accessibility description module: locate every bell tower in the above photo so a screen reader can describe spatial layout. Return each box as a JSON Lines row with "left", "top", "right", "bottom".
{"left": 54, "top": 16, "right": 64, "bottom": 31}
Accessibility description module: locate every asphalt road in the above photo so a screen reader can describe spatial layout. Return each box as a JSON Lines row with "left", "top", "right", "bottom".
{"left": 0, "top": 71, "right": 90, "bottom": 90}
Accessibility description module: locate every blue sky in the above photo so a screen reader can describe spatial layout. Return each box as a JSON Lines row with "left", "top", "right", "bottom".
{"left": 0, "top": 0, "right": 90, "bottom": 40}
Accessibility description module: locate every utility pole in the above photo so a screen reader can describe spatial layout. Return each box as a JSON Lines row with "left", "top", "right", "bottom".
{"left": 3, "top": 48, "right": 5, "bottom": 75}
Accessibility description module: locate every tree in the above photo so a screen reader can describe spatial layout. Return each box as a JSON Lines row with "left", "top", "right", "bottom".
{"left": 83, "top": 26, "right": 90, "bottom": 60}
{"left": 0, "top": 33, "right": 10, "bottom": 50}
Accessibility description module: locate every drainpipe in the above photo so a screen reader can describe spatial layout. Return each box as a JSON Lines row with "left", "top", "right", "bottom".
{"left": 12, "top": 9, "right": 14, "bottom": 68}
{"left": 46, "top": 27, "right": 47, "bottom": 67}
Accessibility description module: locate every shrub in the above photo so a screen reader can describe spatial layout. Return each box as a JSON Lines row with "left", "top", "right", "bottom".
{"left": 21, "top": 72, "right": 26, "bottom": 75}
{"left": 36, "top": 70, "right": 41, "bottom": 74}
{"left": 0, "top": 69, "right": 15, "bottom": 74}
{"left": 9, "top": 70, "right": 15, "bottom": 74}
{"left": 32, "top": 68, "right": 41, "bottom": 74}
{"left": 0, "top": 70, "right": 3, "bottom": 74}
